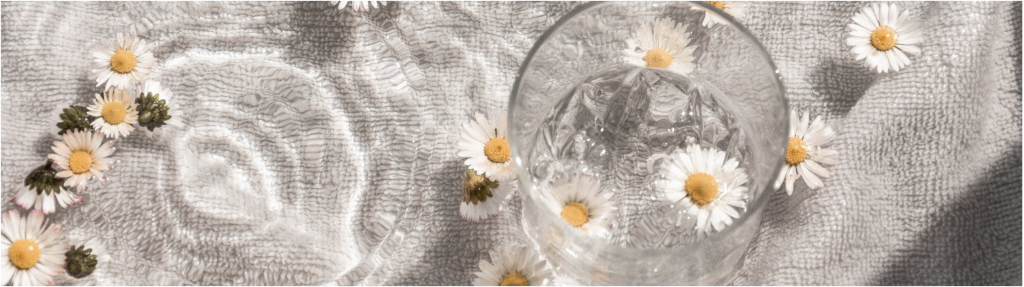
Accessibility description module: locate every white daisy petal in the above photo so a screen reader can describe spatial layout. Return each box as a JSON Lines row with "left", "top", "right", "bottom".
{"left": 878, "top": 2, "right": 890, "bottom": 27}
{"left": 784, "top": 167, "right": 799, "bottom": 195}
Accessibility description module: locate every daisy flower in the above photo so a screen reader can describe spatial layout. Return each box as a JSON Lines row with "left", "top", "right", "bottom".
{"left": 1, "top": 209, "right": 67, "bottom": 286}
{"left": 65, "top": 238, "right": 108, "bottom": 279}
{"left": 846, "top": 3, "right": 923, "bottom": 73}
{"left": 457, "top": 111, "right": 517, "bottom": 182}
{"left": 656, "top": 144, "right": 749, "bottom": 235}
{"left": 460, "top": 169, "right": 515, "bottom": 223}
{"left": 473, "top": 244, "right": 553, "bottom": 286}
{"left": 12, "top": 160, "right": 83, "bottom": 214}
{"left": 622, "top": 18, "right": 697, "bottom": 76}
{"left": 691, "top": 1, "right": 746, "bottom": 28}
{"left": 91, "top": 33, "right": 156, "bottom": 90}
{"left": 539, "top": 173, "right": 617, "bottom": 238}
{"left": 774, "top": 110, "right": 838, "bottom": 195}
{"left": 137, "top": 80, "right": 185, "bottom": 133}
{"left": 48, "top": 130, "right": 116, "bottom": 192}
{"left": 88, "top": 88, "right": 139, "bottom": 139}
{"left": 331, "top": 1, "right": 386, "bottom": 12}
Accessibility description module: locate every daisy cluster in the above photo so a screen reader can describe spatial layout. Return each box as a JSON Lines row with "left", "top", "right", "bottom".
{"left": 464, "top": 2, "right": 862, "bottom": 283}
{"left": 456, "top": 112, "right": 556, "bottom": 285}
{"left": 4, "top": 33, "right": 182, "bottom": 285}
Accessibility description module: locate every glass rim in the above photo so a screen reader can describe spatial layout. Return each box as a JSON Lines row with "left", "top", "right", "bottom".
{"left": 508, "top": 1, "right": 790, "bottom": 252}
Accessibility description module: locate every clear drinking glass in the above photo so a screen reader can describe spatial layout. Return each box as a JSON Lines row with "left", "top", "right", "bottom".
{"left": 508, "top": 2, "right": 788, "bottom": 285}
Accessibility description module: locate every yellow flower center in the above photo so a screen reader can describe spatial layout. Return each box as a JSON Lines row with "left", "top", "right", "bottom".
{"left": 704, "top": 1, "right": 726, "bottom": 9}
{"left": 69, "top": 151, "right": 94, "bottom": 174}
{"left": 684, "top": 173, "right": 719, "bottom": 206}
{"left": 8, "top": 239, "right": 41, "bottom": 270}
{"left": 499, "top": 272, "right": 529, "bottom": 286}
{"left": 643, "top": 47, "right": 674, "bottom": 69}
{"left": 786, "top": 137, "right": 808, "bottom": 165}
{"left": 101, "top": 101, "right": 127, "bottom": 124}
{"left": 560, "top": 202, "right": 589, "bottom": 228}
{"left": 484, "top": 137, "right": 511, "bottom": 163}
{"left": 870, "top": 26, "right": 897, "bottom": 51}
{"left": 110, "top": 49, "right": 137, "bottom": 74}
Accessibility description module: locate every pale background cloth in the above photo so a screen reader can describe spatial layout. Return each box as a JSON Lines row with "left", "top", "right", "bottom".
{"left": 1, "top": 1, "right": 1020, "bottom": 285}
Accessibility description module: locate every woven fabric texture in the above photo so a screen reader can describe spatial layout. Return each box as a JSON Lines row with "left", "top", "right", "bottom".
{"left": 1, "top": 1, "right": 1020, "bottom": 285}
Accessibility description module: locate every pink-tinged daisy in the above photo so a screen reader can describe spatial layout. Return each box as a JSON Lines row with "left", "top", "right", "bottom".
{"left": 1, "top": 209, "right": 67, "bottom": 286}
{"left": 12, "top": 160, "right": 83, "bottom": 214}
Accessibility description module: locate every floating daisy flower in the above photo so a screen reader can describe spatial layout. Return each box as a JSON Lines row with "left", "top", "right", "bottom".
{"left": 12, "top": 160, "right": 82, "bottom": 214}
{"left": 457, "top": 111, "right": 517, "bottom": 182}
{"left": 65, "top": 238, "right": 107, "bottom": 279}
{"left": 622, "top": 17, "right": 697, "bottom": 76}
{"left": 691, "top": 1, "right": 746, "bottom": 28}
{"left": 331, "top": 1, "right": 386, "bottom": 12}
{"left": 460, "top": 169, "right": 515, "bottom": 223}
{"left": 656, "top": 144, "right": 749, "bottom": 234}
{"left": 473, "top": 244, "right": 553, "bottom": 286}
{"left": 54, "top": 105, "right": 93, "bottom": 137}
{"left": 1, "top": 209, "right": 67, "bottom": 286}
{"left": 48, "top": 130, "right": 116, "bottom": 192}
{"left": 88, "top": 88, "right": 139, "bottom": 139}
{"left": 774, "top": 110, "right": 838, "bottom": 195}
{"left": 846, "top": 3, "right": 922, "bottom": 73}
{"left": 540, "top": 173, "right": 617, "bottom": 238}
{"left": 137, "top": 80, "right": 184, "bottom": 133}
{"left": 91, "top": 33, "right": 156, "bottom": 90}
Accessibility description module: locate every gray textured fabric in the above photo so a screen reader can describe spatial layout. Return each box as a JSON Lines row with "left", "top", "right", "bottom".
{"left": 1, "top": 1, "right": 1020, "bottom": 285}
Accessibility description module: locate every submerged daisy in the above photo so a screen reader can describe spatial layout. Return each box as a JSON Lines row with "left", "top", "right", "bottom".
{"left": 460, "top": 169, "right": 515, "bottom": 223}
{"left": 88, "top": 88, "right": 139, "bottom": 139}
{"left": 774, "top": 110, "right": 838, "bottom": 195}
{"left": 691, "top": 1, "right": 746, "bottom": 28}
{"left": 48, "top": 130, "right": 116, "bottom": 192}
{"left": 1, "top": 209, "right": 67, "bottom": 286}
{"left": 622, "top": 18, "right": 697, "bottom": 76}
{"left": 331, "top": 1, "right": 386, "bottom": 12}
{"left": 457, "top": 111, "right": 517, "bottom": 182}
{"left": 91, "top": 33, "right": 156, "bottom": 90}
{"left": 540, "top": 173, "right": 617, "bottom": 238}
{"left": 12, "top": 160, "right": 83, "bottom": 214}
{"left": 473, "top": 244, "right": 553, "bottom": 286}
{"left": 656, "top": 144, "right": 749, "bottom": 234}
{"left": 846, "top": 3, "right": 922, "bottom": 73}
